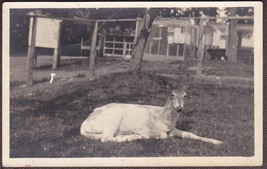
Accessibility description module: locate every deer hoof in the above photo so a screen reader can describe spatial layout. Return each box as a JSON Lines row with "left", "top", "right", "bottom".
{"left": 101, "top": 137, "right": 116, "bottom": 143}
{"left": 212, "top": 140, "right": 223, "bottom": 145}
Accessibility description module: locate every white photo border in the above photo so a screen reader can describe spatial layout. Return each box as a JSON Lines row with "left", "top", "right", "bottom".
{"left": 2, "top": 1, "right": 263, "bottom": 167}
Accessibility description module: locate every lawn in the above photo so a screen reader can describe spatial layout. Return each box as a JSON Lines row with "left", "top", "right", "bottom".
{"left": 9, "top": 56, "right": 254, "bottom": 157}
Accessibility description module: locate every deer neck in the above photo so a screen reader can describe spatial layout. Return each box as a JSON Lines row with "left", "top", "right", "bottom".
{"left": 159, "top": 98, "right": 179, "bottom": 123}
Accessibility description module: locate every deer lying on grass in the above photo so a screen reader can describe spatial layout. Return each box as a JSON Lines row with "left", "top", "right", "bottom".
{"left": 80, "top": 75, "right": 223, "bottom": 145}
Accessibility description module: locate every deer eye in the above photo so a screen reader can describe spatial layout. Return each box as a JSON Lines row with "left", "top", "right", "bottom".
{"left": 184, "top": 94, "right": 187, "bottom": 98}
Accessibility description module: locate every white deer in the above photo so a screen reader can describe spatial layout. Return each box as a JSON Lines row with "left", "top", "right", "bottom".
{"left": 80, "top": 75, "right": 222, "bottom": 145}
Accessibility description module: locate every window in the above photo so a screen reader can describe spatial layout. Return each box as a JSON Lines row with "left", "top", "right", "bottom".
{"left": 181, "top": 27, "right": 185, "bottom": 33}
{"left": 167, "top": 27, "right": 175, "bottom": 32}
{"left": 243, "top": 32, "right": 252, "bottom": 39}
{"left": 106, "top": 35, "right": 114, "bottom": 41}
{"left": 220, "top": 35, "right": 226, "bottom": 40}
{"left": 155, "top": 26, "right": 163, "bottom": 38}
{"left": 104, "top": 35, "right": 134, "bottom": 56}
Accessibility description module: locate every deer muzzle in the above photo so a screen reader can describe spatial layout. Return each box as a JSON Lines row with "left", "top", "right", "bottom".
{"left": 175, "top": 106, "right": 183, "bottom": 112}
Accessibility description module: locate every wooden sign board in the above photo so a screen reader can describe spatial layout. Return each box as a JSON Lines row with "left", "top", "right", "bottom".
{"left": 28, "top": 17, "right": 62, "bottom": 49}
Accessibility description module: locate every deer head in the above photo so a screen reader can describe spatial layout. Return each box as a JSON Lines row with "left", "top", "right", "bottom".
{"left": 156, "top": 74, "right": 190, "bottom": 113}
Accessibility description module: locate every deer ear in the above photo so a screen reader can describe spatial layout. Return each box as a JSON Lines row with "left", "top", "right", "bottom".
{"left": 165, "top": 83, "right": 174, "bottom": 92}
{"left": 154, "top": 76, "right": 173, "bottom": 91}
{"left": 181, "top": 74, "right": 190, "bottom": 90}
{"left": 160, "top": 82, "right": 173, "bottom": 92}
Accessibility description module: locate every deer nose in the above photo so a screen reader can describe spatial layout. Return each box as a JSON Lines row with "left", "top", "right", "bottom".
{"left": 176, "top": 106, "right": 183, "bottom": 112}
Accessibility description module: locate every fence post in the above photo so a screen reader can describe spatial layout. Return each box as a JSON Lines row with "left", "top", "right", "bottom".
{"left": 227, "top": 8, "right": 238, "bottom": 63}
{"left": 52, "top": 48, "right": 60, "bottom": 69}
{"left": 88, "top": 21, "right": 98, "bottom": 79}
{"left": 196, "top": 19, "right": 204, "bottom": 76}
{"left": 26, "top": 17, "right": 37, "bottom": 86}
{"left": 183, "top": 20, "right": 188, "bottom": 59}
{"left": 52, "top": 21, "right": 62, "bottom": 69}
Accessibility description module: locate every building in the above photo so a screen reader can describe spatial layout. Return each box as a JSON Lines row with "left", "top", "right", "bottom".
{"left": 204, "top": 23, "right": 228, "bottom": 49}
{"left": 204, "top": 22, "right": 253, "bottom": 63}
{"left": 81, "top": 18, "right": 198, "bottom": 61}
{"left": 80, "top": 18, "right": 254, "bottom": 63}
{"left": 143, "top": 18, "right": 197, "bottom": 61}
{"left": 236, "top": 23, "right": 254, "bottom": 63}
{"left": 82, "top": 19, "right": 142, "bottom": 58}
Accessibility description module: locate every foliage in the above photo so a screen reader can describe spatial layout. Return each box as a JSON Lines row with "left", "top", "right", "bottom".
{"left": 160, "top": 7, "right": 219, "bottom": 23}
{"left": 225, "top": 7, "right": 254, "bottom": 24}
{"left": 10, "top": 9, "right": 32, "bottom": 54}
{"left": 160, "top": 7, "right": 218, "bottom": 17}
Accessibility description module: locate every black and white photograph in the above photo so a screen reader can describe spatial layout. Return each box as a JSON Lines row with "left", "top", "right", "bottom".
{"left": 2, "top": 2, "right": 263, "bottom": 167}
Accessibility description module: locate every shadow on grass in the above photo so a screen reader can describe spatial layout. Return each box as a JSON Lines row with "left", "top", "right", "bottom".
{"left": 35, "top": 59, "right": 88, "bottom": 71}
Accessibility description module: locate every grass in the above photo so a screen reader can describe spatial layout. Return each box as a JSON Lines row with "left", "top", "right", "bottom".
{"left": 10, "top": 70, "right": 254, "bottom": 157}
{"left": 201, "top": 60, "right": 254, "bottom": 77}
{"left": 75, "top": 73, "right": 86, "bottom": 78}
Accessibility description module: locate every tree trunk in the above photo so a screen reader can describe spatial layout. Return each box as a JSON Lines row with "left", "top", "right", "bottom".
{"left": 129, "top": 8, "right": 154, "bottom": 76}
{"left": 227, "top": 8, "right": 237, "bottom": 63}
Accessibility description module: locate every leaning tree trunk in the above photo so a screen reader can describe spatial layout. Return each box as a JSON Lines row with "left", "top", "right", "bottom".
{"left": 129, "top": 8, "right": 155, "bottom": 76}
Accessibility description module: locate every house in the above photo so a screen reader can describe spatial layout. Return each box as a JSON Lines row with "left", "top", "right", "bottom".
{"left": 204, "top": 23, "right": 228, "bottom": 49}
{"left": 236, "top": 23, "right": 254, "bottom": 63}
{"left": 236, "top": 24, "right": 253, "bottom": 48}
{"left": 81, "top": 18, "right": 197, "bottom": 61}
{"left": 204, "top": 22, "right": 253, "bottom": 49}
{"left": 204, "top": 22, "right": 253, "bottom": 63}
{"left": 203, "top": 23, "right": 228, "bottom": 60}
{"left": 143, "top": 18, "right": 197, "bottom": 61}
{"left": 80, "top": 19, "right": 142, "bottom": 58}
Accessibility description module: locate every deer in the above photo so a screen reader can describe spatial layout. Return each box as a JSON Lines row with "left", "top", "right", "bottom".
{"left": 80, "top": 75, "right": 223, "bottom": 145}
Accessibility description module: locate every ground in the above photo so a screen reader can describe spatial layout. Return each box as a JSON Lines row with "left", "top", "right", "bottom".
{"left": 9, "top": 55, "right": 254, "bottom": 157}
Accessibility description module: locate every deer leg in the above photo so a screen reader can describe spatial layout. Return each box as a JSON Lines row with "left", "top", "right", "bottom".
{"left": 155, "top": 132, "right": 168, "bottom": 139}
{"left": 170, "top": 128, "right": 223, "bottom": 145}
{"left": 115, "top": 134, "right": 148, "bottom": 142}
{"left": 81, "top": 132, "right": 103, "bottom": 140}
{"left": 100, "top": 124, "right": 122, "bottom": 143}
{"left": 100, "top": 129, "right": 118, "bottom": 142}
{"left": 101, "top": 136, "right": 117, "bottom": 143}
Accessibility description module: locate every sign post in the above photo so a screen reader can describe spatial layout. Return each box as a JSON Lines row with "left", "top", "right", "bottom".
{"left": 26, "top": 17, "right": 37, "bottom": 86}
{"left": 28, "top": 17, "right": 62, "bottom": 69}
{"left": 27, "top": 16, "right": 62, "bottom": 85}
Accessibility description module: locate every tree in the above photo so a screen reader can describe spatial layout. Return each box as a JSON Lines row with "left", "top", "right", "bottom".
{"left": 129, "top": 8, "right": 155, "bottom": 75}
